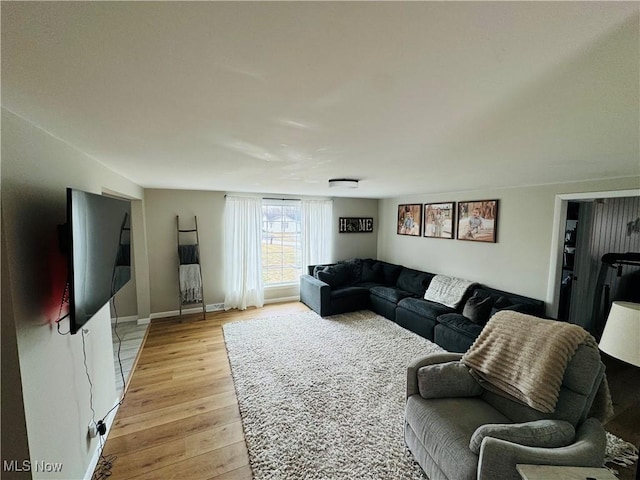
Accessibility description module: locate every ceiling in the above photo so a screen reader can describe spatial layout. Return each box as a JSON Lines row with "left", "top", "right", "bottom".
{"left": 2, "top": 2, "right": 639, "bottom": 198}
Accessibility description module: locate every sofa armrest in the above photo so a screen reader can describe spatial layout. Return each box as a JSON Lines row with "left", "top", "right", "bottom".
{"left": 477, "top": 418, "right": 607, "bottom": 480}
{"left": 406, "top": 352, "right": 463, "bottom": 399}
{"left": 300, "top": 274, "right": 331, "bottom": 316}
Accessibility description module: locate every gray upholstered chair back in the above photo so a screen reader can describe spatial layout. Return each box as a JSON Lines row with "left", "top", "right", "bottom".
{"left": 480, "top": 344, "right": 605, "bottom": 426}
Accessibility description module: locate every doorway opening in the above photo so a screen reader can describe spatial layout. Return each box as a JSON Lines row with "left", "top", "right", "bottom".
{"left": 548, "top": 189, "right": 640, "bottom": 334}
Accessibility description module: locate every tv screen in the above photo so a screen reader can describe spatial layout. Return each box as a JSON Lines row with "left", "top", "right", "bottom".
{"left": 67, "top": 188, "right": 131, "bottom": 334}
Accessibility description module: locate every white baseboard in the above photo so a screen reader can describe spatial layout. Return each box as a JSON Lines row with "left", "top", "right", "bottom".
{"left": 110, "top": 315, "right": 139, "bottom": 324}
{"left": 137, "top": 318, "right": 151, "bottom": 325}
{"left": 84, "top": 396, "right": 121, "bottom": 480}
{"left": 150, "top": 303, "right": 222, "bottom": 320}
{"left": 265, "top": 296, "right": 300, "bottom": 304}
{"left": 150, "top": 309, "right": 190, "bottom": 319}
{"left": 149, "top": 299, "right": 299, "bottom": 320}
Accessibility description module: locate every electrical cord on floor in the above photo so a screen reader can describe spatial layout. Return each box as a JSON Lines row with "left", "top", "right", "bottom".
{"left": 92, "top": 434, "right": 116, "bottom": 480}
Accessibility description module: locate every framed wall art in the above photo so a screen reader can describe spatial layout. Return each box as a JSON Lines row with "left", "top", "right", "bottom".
{"left": 457, "top": 200, "right": 498, "bottom": 243}
{"left": 423, "top": 202, "right": 455, "bottom": 239}
{"left": 397, "top": 204, "right": 422, "bottom": 236}
{"left": 339, "top": 217, "right": 374, "bottom": 233}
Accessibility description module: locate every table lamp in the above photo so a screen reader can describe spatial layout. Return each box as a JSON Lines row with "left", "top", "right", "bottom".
{"left": 599, "top": 301, "right": 640, "bottom": 367}
{"left": 598, "top": 301, "right": 640, "bottom": 480}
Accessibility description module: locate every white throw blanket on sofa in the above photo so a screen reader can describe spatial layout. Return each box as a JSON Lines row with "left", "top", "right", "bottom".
{"left": 423, "top": 274, "right": 474, "bottom": 308}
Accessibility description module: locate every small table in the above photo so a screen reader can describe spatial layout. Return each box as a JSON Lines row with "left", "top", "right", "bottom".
{"left": 516, "top": 464, "right": 618, "bottom": 480}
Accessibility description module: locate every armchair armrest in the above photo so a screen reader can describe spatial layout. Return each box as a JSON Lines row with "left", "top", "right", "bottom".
{"left": 300, "top": 274, "right": 331, "bottom": 316}
{"left": 406, "top": 352, "right": 463, "bottom": 398}
{"left": 477, "top": 418, "right": 607, "bottom": 480}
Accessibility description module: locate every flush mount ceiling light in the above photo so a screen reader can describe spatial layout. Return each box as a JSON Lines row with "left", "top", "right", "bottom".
{"left": 328, "top": 178, "right": 359, "bottom": 188}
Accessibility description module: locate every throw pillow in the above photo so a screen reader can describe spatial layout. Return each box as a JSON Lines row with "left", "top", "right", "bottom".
{"left": 312, "top": 265, "right": 328, "bottom": 278}
{"left": 316, "top": 264, "right": 350, "bottom": 288}
{"left": 418, "top": 361, "right": 483, "bottom": 399}
{"left": 469, "top": 419, "right": 575, "bottom": 454}
{"left": 463, "top": 292, "right": 495, "bottom": 325}
{"left": 361, "top": 261, "right": 384, "bottom": 283}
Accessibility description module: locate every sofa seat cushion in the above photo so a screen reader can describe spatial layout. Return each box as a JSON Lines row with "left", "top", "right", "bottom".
{"left": 398, "top": 297, "right": 455, "bottom": 321}
{"left": 330, "top": 286, "right": 370, "bottom": 300}
{"left": 437, "top": 313, "right": 485, "bottom": 339}
{"left": 405, "top": 395, "right": 510, "bottom": 480}
{"left": 369, "top": 286, "right": 413, "bottom": 303}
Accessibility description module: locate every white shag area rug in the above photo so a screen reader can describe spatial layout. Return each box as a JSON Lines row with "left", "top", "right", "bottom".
{"left": 223, "top": 310, "right": 441, "bottom": 480}
{"left": 223, "top": 309, "right": 638, "bottom": 479}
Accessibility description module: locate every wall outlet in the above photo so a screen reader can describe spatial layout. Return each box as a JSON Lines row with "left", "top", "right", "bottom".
{"left": 88, "top": 421, "right": 98, "bottom": 438}
{"left": 206, "top": 303, "right": 224, "bottom": 312}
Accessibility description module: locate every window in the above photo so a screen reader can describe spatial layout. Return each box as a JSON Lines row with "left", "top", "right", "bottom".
{"left": 262, "top": 200, "right": 302, "bottom": 285}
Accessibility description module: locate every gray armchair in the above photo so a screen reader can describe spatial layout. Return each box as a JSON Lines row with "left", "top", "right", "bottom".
{"left": 405, "top": 346, "right": 608, "bottom": 480}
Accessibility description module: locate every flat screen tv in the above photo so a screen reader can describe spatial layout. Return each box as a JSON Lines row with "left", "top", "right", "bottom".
{"left": 66, "top": 188, "right": 131, "bottom": 334}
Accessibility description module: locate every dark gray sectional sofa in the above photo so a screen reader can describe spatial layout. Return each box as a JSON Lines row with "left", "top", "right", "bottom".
{"left": 299, "top": 258, "right": 545, "bottom": 352}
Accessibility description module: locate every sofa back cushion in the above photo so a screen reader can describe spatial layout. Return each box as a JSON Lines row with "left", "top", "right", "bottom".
{"left": 380, "top": 262, "right": 403, "bottom": 285}
{"left": 316, "top": 264, "right": 351, "bottom": 288}
{"left": 472, "top": 286, "right": 545, "bottom": 317}
{"left": 480, "top": 344, "right": 605, "bottom": 426}
{"left": 396, "top": 268, "right": 434, "bottom": 297}
{"left": 361, "top": 260, "right": 384, "bottom": 283}
{"left": 339, "top": 258, "right": 364, "bottom": 283}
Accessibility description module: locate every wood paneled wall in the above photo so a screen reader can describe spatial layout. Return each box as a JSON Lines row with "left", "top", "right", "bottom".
{"left": 571, "top": 196, "right": 640, "bottom": 332}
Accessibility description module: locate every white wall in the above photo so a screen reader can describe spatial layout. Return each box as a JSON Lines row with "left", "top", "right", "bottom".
{"left": 332, "top": 197, "right": 378, "bottom": 262}
{"left": 377, "top": 177, "right": 640, "bottom": 313}
{"left": 1, "top": 109, "right": 145, "bottom": 479}
{"left": 144, "top": 189, "right": 226, "bottom": 315}
{"left": 144, "top": 190, "right": 379, "bottom": 314}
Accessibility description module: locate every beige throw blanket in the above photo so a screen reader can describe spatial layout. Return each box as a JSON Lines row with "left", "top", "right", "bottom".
{"left": 462, "top": 311, "right": 612, "bottom": 420}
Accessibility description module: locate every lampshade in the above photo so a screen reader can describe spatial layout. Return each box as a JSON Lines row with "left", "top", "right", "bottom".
{"left": 599, "top": 301, "right": 640, "bottom": 367}
{"left": 328, "top": 178, "right": 358, "bottom": 188}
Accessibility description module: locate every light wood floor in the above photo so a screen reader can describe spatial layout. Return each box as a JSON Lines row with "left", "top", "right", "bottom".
{"left": 99, "top": 302, "right": 309, "bottom": 480}
{"left": 111, "top": 320, "right": 149, "bottom": 395}
{"left": 99, "top": 302, "right": 639, "bottom": 480}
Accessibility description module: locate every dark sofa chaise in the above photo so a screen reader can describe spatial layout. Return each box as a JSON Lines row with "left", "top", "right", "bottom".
{"left": 299, "top": 258, "right": 544, "bottom": 352}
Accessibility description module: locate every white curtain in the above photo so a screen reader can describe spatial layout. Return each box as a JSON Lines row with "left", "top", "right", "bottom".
{"left": 301, "top": 199, "right": 333, "bottom": 273}
{"left": 223, "top": 196, "right": 264, "bottom": 310}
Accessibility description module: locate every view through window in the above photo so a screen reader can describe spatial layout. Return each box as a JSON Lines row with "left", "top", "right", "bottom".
{"left": 262, "top": 200, "right": 302, "bottom": 285}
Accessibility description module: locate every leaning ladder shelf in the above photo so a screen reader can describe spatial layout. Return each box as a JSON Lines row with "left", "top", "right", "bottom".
{"left": 176, "top": 215, "right": 206, "bottom": 321}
